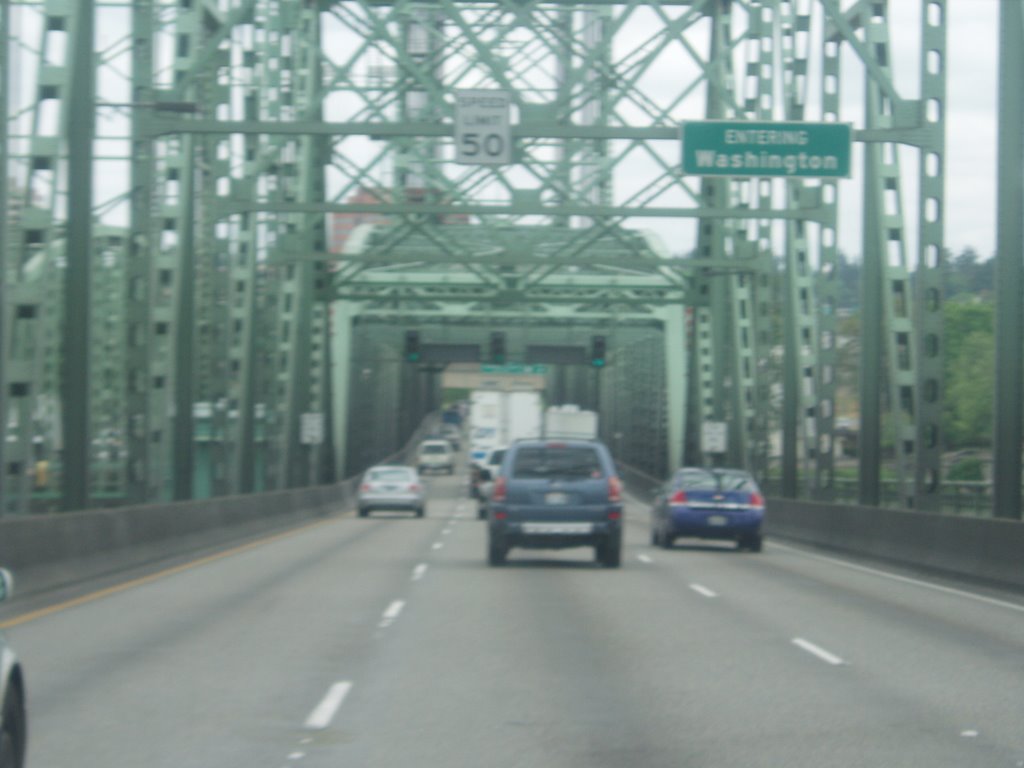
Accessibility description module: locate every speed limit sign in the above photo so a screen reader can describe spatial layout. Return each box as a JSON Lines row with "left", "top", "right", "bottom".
{"left": 455, "top": 90, "right": 511, "bottom": 165}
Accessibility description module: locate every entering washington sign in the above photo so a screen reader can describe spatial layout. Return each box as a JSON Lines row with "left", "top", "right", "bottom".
{"left": 681, "top": 120, "right": 852, "bottom": 178}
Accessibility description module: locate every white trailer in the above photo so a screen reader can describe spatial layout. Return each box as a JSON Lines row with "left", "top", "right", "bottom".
{"left": 469, "top": 389, "right": 544, "bottom": 464}
{"left": 544, "top": 405, "right": 599, "bottom": 440}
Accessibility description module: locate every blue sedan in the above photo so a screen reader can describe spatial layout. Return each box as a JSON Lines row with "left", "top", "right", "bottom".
{"left": 650, "top": 467, "right": 764, "bottom": 552}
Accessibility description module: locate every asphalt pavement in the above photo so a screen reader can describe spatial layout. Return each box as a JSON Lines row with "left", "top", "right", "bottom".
{"left": 3, "top": 464, "right": 1024, "bottom": 768}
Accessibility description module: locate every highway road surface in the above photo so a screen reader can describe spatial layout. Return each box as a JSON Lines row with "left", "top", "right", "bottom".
{"left": 2, "top": 466, "right": 1023, "bottom": 767}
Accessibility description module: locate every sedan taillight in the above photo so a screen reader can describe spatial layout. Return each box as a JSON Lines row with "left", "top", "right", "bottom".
{"left": 360, "top": 483, "right": 371, "bottom": 493}
{"left": 492, "top": 476, "right": 508, "bottom": 502}
{"left": 409, "top": 484, "right": 422, "bottom": 493}
{"left": 670, "top": 489, "right": 688, "bottom": 504}
{"left": 748, "top": 492, "right": 765, "bottom": 508}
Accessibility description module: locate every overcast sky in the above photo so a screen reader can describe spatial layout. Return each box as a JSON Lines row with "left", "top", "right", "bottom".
{"left": 938, "top": 0, "right": 1000, "bottom": 258}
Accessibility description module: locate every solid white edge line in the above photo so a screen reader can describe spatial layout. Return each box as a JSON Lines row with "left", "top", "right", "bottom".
{"left": 689, "top": 583, "right": 717, "bottom": 598}
{"left": 382, "top": 600, "right": 405, "bottom": 621}
{"left": 770, "top": 541, "right": 1024, "bottom": 615}
{"left": 304, "top": 681, "right": 353, "bottom": 730}
{"left": 792, "top": 637, "right": 845, "bottom": 666}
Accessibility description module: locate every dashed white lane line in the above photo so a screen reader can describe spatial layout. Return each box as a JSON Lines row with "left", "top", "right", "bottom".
{"left": 287, "top": 752, "right": 306, "bottom": 761}
{"left": 442, "top": 528, "right": 453, "bottom": 535}
{"left": 432, "top": 542, "right": 444, "bottom": 550}
{"left": 304, "top": 681, "right": 353, "bottom": 730}
{"left": 379, "top": 600, "right": 405, "bottom": 628}
{"left": 792, "top": 637, "right": 845, "bottom": 666}
{"left": 637, "top": 554, "right": 654, "bottom": 564}
{"left": 412, "top": 563, "right": 429, "bottom": 581}
{"left": 689, "top": 583, "right": 717, "bottom": 598}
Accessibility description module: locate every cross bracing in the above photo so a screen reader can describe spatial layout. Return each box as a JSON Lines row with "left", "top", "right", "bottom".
{"left": 2, "top": 0, "right": 1020, "bottom": 519}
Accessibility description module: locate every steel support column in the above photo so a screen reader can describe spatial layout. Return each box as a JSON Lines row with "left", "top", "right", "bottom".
{"left": 62, "top": 0, "right": 96, "bottom": 511}
{"left": 993, "top": 0, "right": 1023, "bottom": 520}
{"left": 661, "top": 305, "right": 687, "bottom": 471}
{"left": 330, "top": 302, "right": 356, "bottom": 481}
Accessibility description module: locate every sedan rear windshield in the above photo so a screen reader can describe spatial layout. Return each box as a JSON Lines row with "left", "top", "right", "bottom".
{"left": 421, "top": 444, "right": 449, "bottom": 454}
{"left": 511, "top": 446, "right": 604, "bottom": 480}
{"left": 369, "top": 468, "right": 413, "bottom": 482}
{"left": 678, "top": 469, "right": 757, "bottom": 492}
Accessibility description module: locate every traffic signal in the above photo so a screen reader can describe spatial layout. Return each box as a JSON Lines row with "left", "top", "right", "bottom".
{"left": 404, "top": 330, "right": 421, "bottom": 362}
{"left": 489, "top": 332, "right": 506, "bottom": 364}
{"left": 590, "top": 335, "right": 607, "bottom": 367}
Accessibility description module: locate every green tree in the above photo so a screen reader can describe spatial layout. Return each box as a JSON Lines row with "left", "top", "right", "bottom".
{"left": 943, "top": 302, "right": 995, "bottom": 447}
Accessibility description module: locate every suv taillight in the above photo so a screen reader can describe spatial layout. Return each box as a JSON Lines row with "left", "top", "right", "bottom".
{"left": 670, "top": 489, "right": 688, "bottom": 504}
{"left": 492, "top": 476, "right": 507, "bottom": 502}
{"left": 608, "top": 476, "right": 622, "bottom": 503}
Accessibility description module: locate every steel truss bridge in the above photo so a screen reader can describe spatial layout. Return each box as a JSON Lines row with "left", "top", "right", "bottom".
{"left": 0, "top": 0, "right": 1021, "bottom": 519}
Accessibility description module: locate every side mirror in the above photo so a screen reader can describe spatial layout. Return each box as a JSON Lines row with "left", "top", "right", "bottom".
{"left": 0, "top": 569, "right": 13, "bottom": 602}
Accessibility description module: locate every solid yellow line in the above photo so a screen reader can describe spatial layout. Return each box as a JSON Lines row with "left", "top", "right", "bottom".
{"left": 0, "top": 516, "right": 341, "bottom": 630}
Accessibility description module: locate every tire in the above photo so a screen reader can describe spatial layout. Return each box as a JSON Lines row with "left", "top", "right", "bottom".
{"left": 600, "top": 537, "right": 622, "bottom": 568}
{"left": 477, "top": 506, "right": 487, "bottom": 520}
{"left": 659, "top": 527, "right": 674, "bottom": 550}
{"left": 650, "top": 527, "right": 660, "bottom": 546}
{"left": 416, "top": 506, "right": 425, "bottom": 518}
{"left": 487, "top": 537, "right": 507, "bottom": 566}
{"left": 358, "top": 507, "right": 369, "bottom": 518}
{"left": 0, "top": 679, "right": 25, "bottom": 768}
{"left": 740, "top": 534, "right": 763, "bottom": 552}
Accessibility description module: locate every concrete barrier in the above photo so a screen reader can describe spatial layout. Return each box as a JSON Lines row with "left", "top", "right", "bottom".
{"left": 765, "top": 498, "right": 1024, "bottom": 591}
{"left": 0, "top": 413, "right": 440, "bottom": 601}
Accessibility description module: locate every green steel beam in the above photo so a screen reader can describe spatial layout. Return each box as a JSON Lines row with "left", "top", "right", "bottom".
{"left": 219, "top": 199, "right": 832, "bottom": 222}
{"left": 993, "top": 0, "right": 1023, "bottom": 520}
{"left": 0, "top": 0, "right": 9, "bottom": 513}
{"left": 62, "top": 0, "right": 96, "bottom": 511}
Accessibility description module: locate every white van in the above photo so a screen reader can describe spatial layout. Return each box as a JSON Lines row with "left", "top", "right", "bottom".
{"left": 417, "top": 439, "right": 455, "bottom": 475}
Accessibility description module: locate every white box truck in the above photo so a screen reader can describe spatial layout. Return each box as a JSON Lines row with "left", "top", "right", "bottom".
{"left": 544, "top": 404, "right": 599, "bottom": 440}
{"left": 468, "top": 389, "right": 544, "bottom": 465}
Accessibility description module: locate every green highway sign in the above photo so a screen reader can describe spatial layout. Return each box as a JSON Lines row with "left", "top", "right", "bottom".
{"left": 681, "top": 120, "right": 852, "bottom": 178}
{"left": 480, "top": 364, "right": 548, "bottom": 374}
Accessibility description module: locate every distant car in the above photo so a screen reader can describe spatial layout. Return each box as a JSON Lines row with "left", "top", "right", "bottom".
{"left": 472, "top": 447, "right": 507, "bottom": 518}
{"left": 468, "top": 448, "right": 505, "bottom": 507}
{"left": 439, "top": 425, "right": 462, "bottom": 451}
{"left": 486, "top": 440, "right": 624, "bottom": 567}
{"left": 417, "top": 440, "right": 455, "bottom": 475}
{"left": 357, "top": 465, "right": 426, "bottom": 518}
{"left": 650, "top": 467, "right": 764, "bottom": 551}
{"left": 0, "top": 569, "right": 26, "bottom": 768}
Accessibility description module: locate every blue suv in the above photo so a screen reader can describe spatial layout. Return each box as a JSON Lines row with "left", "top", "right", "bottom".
{"left": 486, "top": 440, "right": 624, "bottom": 568}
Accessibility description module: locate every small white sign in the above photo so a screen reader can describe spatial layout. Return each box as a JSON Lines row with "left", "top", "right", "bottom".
{"left": 702, "top": 421, "right": 728, "bottom": 454}
{"left": 301, "top": 412, "right": 324, "bottom": 445}
{"left": 455, "top": 90, "right": 511, "bottom": 165}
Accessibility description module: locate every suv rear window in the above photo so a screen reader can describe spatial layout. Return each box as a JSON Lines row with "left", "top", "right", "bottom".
{"left": 511, "top": 446, "right": 604, "bottom": 480}
{"left": 422, "top": 444, "right": 449, "bottom": 454}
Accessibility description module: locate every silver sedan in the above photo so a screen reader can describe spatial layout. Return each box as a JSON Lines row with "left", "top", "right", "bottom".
{"left": 357, "top": 466, "right": 426, "bottom": 518}
{"left": 0, "top": 569, "right": 26, "bottom": 768}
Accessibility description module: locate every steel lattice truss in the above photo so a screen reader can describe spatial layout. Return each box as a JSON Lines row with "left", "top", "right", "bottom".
{"left": 1, "top": 0, "right": 980, "bottom": 513}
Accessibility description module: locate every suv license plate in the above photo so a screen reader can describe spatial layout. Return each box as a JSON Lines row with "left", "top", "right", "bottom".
{"left": 523, "top": 522, "right": 593, "bottom": 535}
{"left": 545, "top": 492, "right": 570, "bottom": 505}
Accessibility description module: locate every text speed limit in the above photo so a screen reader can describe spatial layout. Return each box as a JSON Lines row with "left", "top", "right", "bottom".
{"left": 455, "top": 89, "right": 511, "bottom": 165}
